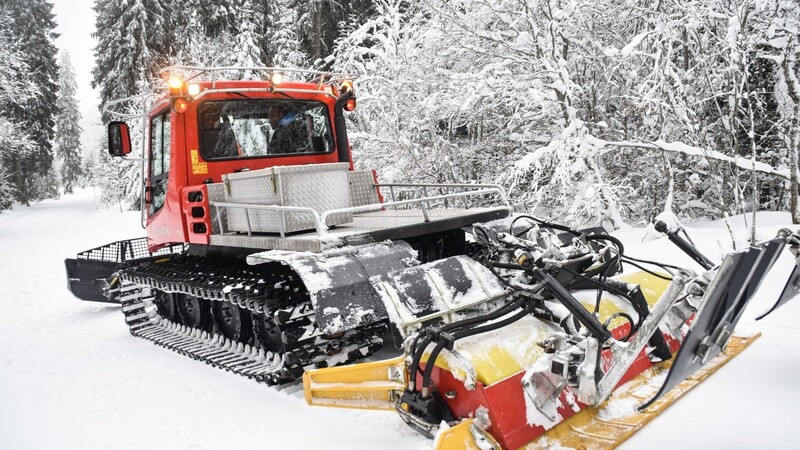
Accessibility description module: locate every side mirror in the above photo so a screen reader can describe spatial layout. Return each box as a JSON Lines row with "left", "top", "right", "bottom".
{"left": 108, "top": 121, "right": 132, "bottom": 157}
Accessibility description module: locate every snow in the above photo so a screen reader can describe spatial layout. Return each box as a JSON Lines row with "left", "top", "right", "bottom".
{"left": 0, "top": 189, "right": 428, "bottom": 450}
{"left": 1, "top": 190, "right": 799, "bottom": 449}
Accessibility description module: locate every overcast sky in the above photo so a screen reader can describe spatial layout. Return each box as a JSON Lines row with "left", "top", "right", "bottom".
{"left": 51, "top": 0, "right": 103, "bottom": 154}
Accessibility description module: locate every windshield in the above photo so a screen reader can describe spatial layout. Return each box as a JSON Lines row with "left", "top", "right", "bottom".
{"left": 198, "top": 99, "right": 334, "bottom": 160}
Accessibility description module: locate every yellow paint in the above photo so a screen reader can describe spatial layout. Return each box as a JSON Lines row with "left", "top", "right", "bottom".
{"left": 303, "top": 356, "right": 406, "bottom": 411}
{"left": 435, "top": 419, "right": 501, "bottom": 450}
{"left": 190, "top": 149, "right": 207, "bottom": 174}
{"left": 424, "top": 271, "right": 672, "bottom": 386}
{"left": 426, "top": 317, "right": 552, "bottom": 386}
{"left": 303, "top": 271, "right": 758, "bottom": 450}
{"left": 613, "top": 271, "right": 672, "bottom": 306}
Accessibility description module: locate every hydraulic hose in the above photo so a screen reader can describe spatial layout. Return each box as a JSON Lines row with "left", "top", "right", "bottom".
{"left": 420, "top": 308, "right": 532, "bottom": 395}
{"left": 409, "top": 295, "right": 528, "bottom": 392}
{"left": 530, "top": 266, "right": 613, "bottom": 342}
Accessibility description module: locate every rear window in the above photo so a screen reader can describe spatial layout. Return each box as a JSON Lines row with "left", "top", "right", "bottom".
{"left": 198, "top": 99, "right": 334, "bottom": 160}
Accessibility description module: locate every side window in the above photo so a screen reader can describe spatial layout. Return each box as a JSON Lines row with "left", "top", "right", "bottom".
{"left": 149, "top": 111, "right": 170, "bottom": 215}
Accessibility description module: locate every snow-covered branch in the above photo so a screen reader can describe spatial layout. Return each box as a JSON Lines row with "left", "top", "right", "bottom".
{"left": 598, "top": 140, "right": 792, "bottom": 180}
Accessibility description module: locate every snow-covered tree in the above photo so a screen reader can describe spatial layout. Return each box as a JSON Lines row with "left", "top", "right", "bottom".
{"left": 92, "top": 0, "right": 173, "bottom": 109}
{"left": 0, "top": 0, "right": 59, "bottom": 206}
{"left": 55, "top": 51, "right": 83, "bottom": 193}
{"left": 0, "top": 9, "right": 39, "bottom": 211}
{"left": 233, "top": 0, "right": 266, "bottom": 79}
{"left": 92, "top": 0, "right": 175, "bottom": 209}
{"left": 295, "top": 0, "right": 344, "bottom": 62}
{"left": 272, "top": 0, "right": 307, "bottom": 68}
{"left": 331, "top": 0, "right": 800, "bottom": 228}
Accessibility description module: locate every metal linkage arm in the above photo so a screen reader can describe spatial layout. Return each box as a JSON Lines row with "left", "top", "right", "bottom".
{"left": 591, "top": 270, "right": 693, "bottom": 406}
{"left": 655, "top": 220, "right": 715, "bottom": 270}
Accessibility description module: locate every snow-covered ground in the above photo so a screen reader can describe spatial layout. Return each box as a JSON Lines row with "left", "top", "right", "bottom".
{"left": 1, "top": 189, "right": 798, "bottom": 449}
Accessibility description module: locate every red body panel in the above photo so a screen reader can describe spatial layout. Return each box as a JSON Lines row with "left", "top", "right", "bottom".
{"left": 143, "top": 80, "right": 352, "bottom": 252}
{"left": 418, "top": 325, "right": 682, "bottom": 449}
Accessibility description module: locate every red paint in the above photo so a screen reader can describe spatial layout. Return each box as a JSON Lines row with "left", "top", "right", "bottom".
{"left": 141, "top": 80, "right": 351, "bottom": 252}
{"left": 421, "top": 324, "right": 684, "bottom": 449}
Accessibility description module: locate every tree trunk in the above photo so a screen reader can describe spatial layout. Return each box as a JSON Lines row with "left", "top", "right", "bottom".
{"left": 780, "top": 39, "right": 800, "bottom": 224}
{"left": 13, "top": 154, "right": 26, "bottom": 206}
{"left": 313, "top": 6, "right": 322, "bottom": 61}
{"left": 789, "top": 109, "right": 799, "bottom": 224}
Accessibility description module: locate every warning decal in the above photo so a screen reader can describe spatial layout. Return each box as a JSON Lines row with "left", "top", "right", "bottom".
{"left": 190, "top": 149, "right": 208, "bottom": 174}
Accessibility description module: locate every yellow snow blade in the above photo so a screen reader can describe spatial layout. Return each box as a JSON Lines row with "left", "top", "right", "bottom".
{"left": 435, "top": 419, "right": 501, "bottom": 450}
{"left": 525, "top": 333, "right": 761, "bottom": 450}
{"left": 303, "top": 356, "right": 406, "bottom": 411}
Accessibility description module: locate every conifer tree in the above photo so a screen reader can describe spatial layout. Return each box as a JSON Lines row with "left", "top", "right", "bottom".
{"left": 0, "top": 0, "right": 59, "bottom": 205}
{"left": 55, "top": 51, "right": 83, "bottom": 193}
{"left": 92, "top": 0, "right": 173, "bottom": 109}
{"left": 0, "top": 10, "right": 36, "bottom": 211}
{"left": 233, "top": 0, "right": 265, "bottom": 78}
{"left": 272, "top": 0, "right": 307, "bottom": 68}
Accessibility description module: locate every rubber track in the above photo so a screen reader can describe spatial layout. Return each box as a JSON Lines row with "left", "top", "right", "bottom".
{"left": 118, "top": 257, "right": 386, "bottom": 385}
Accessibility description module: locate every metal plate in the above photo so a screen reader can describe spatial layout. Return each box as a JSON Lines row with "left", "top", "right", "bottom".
{"left": 222, "top": 163, "right": 353, "bottom": 233}
{"left": 349, "top": 170, "right": 380, "bottom": 207}
{"left": 248, "top": 242, "right": 419, "bottom": 334}
{"left": 640, "top": 239, "right": 784, "bottom": 410}
{"left": 370, "top": 255, "right": 507, "bottom": 333}
{"left": 206, "top": 183, "right": 227, "bottom": 235}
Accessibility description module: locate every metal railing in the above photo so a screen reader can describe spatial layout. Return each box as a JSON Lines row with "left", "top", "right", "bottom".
{"left": 77, "top": 237, "right": 187, "bottom": 263}
{"left": 161, "top": 65, "right": 358, "bottom": 87}
{"left": 103, "top": 65, "right": 357, "bottom": 120}
{"left": 210, "top": 202, "right": 326, "bottom": 238}
{"left": 209, "top": 183, "right": 510, "bottom": 239}
{"left": 381, "top": 183, "right": 509, "bottom": 210}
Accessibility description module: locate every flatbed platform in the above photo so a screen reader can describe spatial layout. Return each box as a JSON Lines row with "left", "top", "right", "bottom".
{"left": 209, "top": 206, "right": 510, "bottom": 252}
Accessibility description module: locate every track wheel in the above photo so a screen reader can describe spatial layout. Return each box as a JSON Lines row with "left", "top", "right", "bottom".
{"left": 213, "top": 301, "right": 253, "bottom": 343}
{"left": 153, "top": 291, "right": 177, "bottom": 321}
{"left": 253, "top": 313, "right": 284, "bottom": 353}
{"left": 175, "top": 294, "right": 211, "bottom": 330}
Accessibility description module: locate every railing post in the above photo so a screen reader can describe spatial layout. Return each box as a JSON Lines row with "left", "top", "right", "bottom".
{"left": 278, "top": 209, "right": 286, "bottom": 238}
{"left": 244, "top": 208, "right": 253, "bottom": 236}
{"left": 215, "top": 204, "right": 225, "bottom": 234}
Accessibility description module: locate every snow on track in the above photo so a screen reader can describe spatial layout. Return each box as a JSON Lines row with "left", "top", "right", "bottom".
{"left": 0, "top": 189, "right": 797, "bottom": 449}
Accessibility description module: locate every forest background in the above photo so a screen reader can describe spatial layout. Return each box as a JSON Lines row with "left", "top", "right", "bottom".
{"left": 1, "top": 0, "right": 798, "bottom": 230}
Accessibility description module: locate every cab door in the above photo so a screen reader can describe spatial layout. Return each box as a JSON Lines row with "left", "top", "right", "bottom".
{"left": 148, "top": 109, "right": 170, "bottom": 217}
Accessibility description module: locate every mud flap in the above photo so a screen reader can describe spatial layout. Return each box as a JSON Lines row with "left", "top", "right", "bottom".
{"left": 370, "top": 255, "right": 508, "bottom": 336}
{"left": 640, "top": 239, "right": 785, "bottom": 410}
{"left": 64, "top": 258, "right": 120, "bottom": 303}
{"left": 65, "top": 238, "right": 187, "bottom": 304}
{"left": 247, "top": 242, "right": 419, "bottom": 334}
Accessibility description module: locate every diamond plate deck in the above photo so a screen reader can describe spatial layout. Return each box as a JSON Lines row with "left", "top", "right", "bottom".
{"left": 222, "top": 163, "right": 353, "bottom": 233}
{"left": 209, "top": 206, "right": 511, "bottom": 252}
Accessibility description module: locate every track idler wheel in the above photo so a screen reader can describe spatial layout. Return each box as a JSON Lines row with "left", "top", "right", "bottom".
{"left": 253, "top": 314, "right": 284, "bottom": 354}
{"left": 212, "top": 301, "right": 253, "bottom": 343}
{"left": 175, "top": 293, "right": 212, "bottom": 331}
{"left": 153, "top": 291, "right": 178, "bottom": 321}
